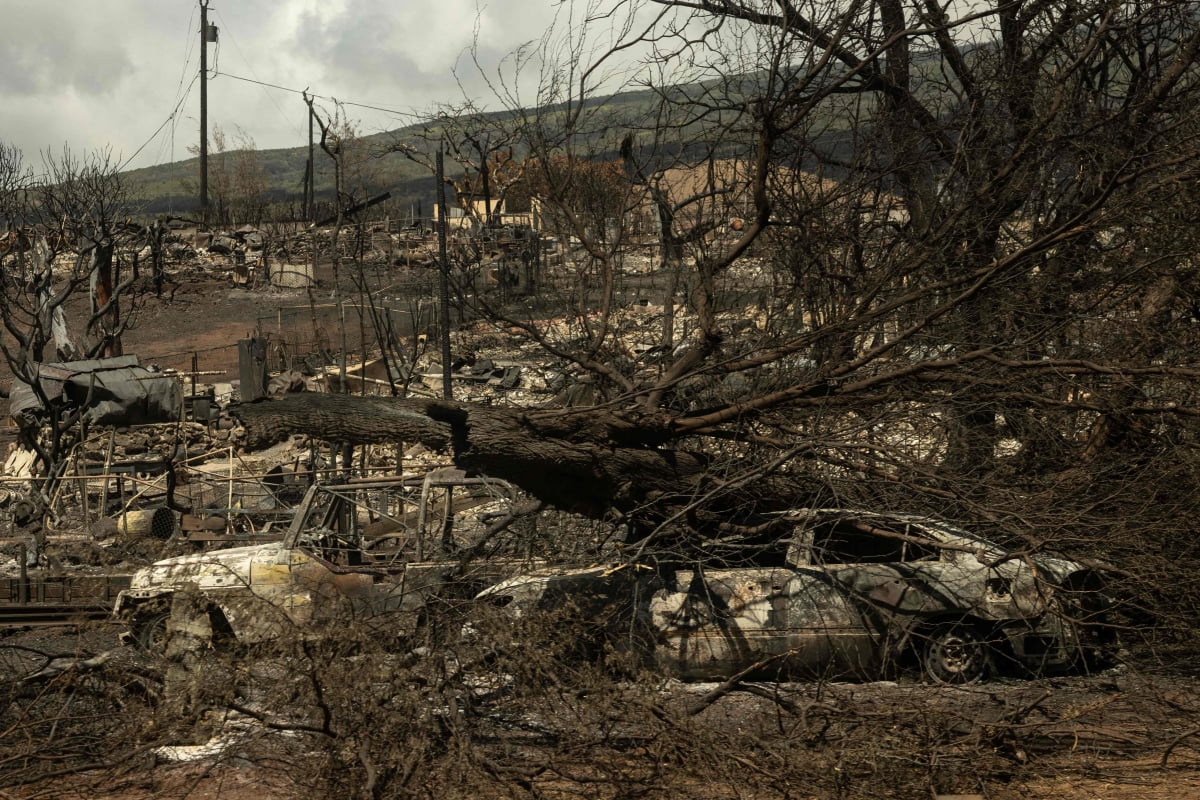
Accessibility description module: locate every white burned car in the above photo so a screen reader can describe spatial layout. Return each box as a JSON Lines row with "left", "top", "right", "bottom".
{"left": 114, "top": 471, "right": 538, "bottom": 651}
{"left": 477, "top": 509, "right": 1116, "bottom": 683}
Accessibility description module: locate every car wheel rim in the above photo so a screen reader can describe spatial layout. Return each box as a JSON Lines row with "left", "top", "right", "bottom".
{"left": 926, "top": 627, "right": 988, "bottom": 683}
{"left": 136, "top": 612, "right": 170, "bottom": 653}
{"left": 936, "top": 636, "right": 975, "bottom": 673}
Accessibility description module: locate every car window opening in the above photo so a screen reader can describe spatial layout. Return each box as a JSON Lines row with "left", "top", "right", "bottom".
{"left": 812, "top": 520, "right": 938, "bottom": 564}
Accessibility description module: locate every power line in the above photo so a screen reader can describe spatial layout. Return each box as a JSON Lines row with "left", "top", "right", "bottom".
{"left": 211, "top": 8, "right": 304, "bottom": 141}
{"left": 176, "top": 6, "right": 199, "bottom": 102}
{"left": 212, "top": 70, "right": 421, "bottom": 121}
{"left": 119, "top": 73, "right": 200, "bottom": 172}
{"left": 124, "top": 8, "right": 418, "bottom": 177}
{"left": 118, "top": 5, "right": 205, "bottom": 175}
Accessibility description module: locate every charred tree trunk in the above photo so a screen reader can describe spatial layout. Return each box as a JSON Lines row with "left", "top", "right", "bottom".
{"left": 231, "top": 393, "right": 814, "bottom": 528}
{"left": 89, "top": 239, "right": 121, "bottom": 358}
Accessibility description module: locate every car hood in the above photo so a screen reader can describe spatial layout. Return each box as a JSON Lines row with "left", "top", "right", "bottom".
{"left": 130, "top": 543, "right": 287, "bottom": 590}
{"left": 1024, "top": 554, "right": 1090, "bottom": 584}
{"left": 478, "top": 564, "right": 619, "bottom": 597}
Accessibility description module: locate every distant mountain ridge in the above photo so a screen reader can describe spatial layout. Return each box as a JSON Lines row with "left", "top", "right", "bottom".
{"left": 120, "top": 85, "right": 667, "bottom": 219}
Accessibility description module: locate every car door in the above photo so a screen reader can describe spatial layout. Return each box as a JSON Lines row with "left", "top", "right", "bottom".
{"left": 650, "top": 565, "right": 877, "bottom": 680}
{"left": 778, "top": 569, "right": 881, "bottom": 677}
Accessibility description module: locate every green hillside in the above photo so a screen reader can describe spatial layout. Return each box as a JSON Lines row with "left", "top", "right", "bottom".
{"left": 120, "top": 86, "right": 668, "bottom": 219}
{"left": 119, "top": 59, "right": 897, "bottom": 220}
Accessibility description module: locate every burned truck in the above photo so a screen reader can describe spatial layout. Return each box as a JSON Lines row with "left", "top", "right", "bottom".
{"left": 114, "top": 470, "right": 539, "bottom": 651}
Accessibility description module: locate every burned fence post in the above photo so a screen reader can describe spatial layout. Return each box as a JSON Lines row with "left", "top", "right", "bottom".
{"left": 238, "top": 338, "right": 269, "bottom": 402}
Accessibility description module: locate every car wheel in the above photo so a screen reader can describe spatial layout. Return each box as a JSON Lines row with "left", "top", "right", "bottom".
{"left": 921, "top": 623, "right": 992, "bottom": 684}
{"left": 1065, "top": 603, "right": 1124, "bottom": 672}
{"left": 134, "top": 610, "right": 171, "bottom": 654}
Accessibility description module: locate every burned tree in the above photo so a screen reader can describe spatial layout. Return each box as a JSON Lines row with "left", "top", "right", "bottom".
{"left": 14, "top": 5, "right": 1197, "bottom": 799}
{"left": 198, "top": 126, "right": 269, "bottom": 228}
{"left": 34, "top": 146, "right": 144, "bottom": 360}
{"left": 0, "top": 144, "right": 154, "bottom": 525}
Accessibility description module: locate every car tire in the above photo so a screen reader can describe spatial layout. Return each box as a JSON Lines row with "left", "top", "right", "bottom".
{"left": 133, "top": 610, "right": 171, "bottom": 654}
{"left": 1069, "top": 606, "right": 1124, "bottom": 673}
{"left": 921, "top": 623, "right": 992, "bottom": 684}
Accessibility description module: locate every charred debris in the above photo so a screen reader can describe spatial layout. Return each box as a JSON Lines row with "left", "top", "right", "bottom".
{"left": 0, "top": 215, "right": 674, "bottom": 590}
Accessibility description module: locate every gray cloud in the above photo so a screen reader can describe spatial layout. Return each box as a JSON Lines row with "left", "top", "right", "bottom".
{"left": 0, "top": 10, "right": 135, "bottom": 97}
{"left": 0, "top": 0, "right": 584, "bottom": 170}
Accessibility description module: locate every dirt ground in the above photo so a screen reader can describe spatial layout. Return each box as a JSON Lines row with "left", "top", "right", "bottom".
{"left": 120, "top": 272, "right": 326, "bottom": 379}
{"left": 0, "top": 254, "right": 352, "bottom": 392}
{"left": 0, "top": 264, "right": 337, "bottom": 493}
{"left": 9, "top": 633, "right": 1200, "bottom": 800}
{"left": 49, "top": 756, "right": 1200, "bottom": 800}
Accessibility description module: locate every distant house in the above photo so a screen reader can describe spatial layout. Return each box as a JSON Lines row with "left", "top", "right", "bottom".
{"left": 431, "top": 149, "right": 535, "bottom": 229}
{"left": 433, "top": 190, "right": 534, "bottom": 230}
{"left": 432, "top": 200, "right": 471, "bottom": 230}
{"left": 495, "top": 156, "right": 893, "bottom": 258}
{"left": 517, "top": 156, "right": 822, "bottom": 232}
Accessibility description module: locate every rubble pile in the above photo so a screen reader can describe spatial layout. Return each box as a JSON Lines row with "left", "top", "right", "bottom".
{"left": 270, "top": 226, "right": 421, "bottom": 266}
{"left": 76, "top": 422, "right": 220, "bottom": 463}
{"left": 0, "top": 221, "right": 781, "bottom": 576}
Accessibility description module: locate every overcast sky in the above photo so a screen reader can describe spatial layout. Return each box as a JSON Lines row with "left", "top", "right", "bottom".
{"left": 1, "top": 0, "right": 569, "bottom": 173}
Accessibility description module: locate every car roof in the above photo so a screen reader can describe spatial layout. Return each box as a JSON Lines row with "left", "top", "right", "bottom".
{"left": 775, "top": 508, "right": 1003, "bottom": 551}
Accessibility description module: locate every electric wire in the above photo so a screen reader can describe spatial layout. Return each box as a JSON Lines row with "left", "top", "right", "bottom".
{"left": 176, "top": 6, "right": 199, "bottom": 103}
{"left": 118, "top": 72, "right": 199, "bottom": 172}
{"left": 212, "top": 71, "right": 421, "bottom": 121}
{"left": 212, "top": 8, "right": 305, "bottom": 140}
{"left": 125, "top": 7, "right": 419, "bottom": 177}
{"left": 118, "top": 6, "right": 204, "bottom": 174}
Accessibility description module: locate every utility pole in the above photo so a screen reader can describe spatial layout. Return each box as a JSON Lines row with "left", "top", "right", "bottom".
{"left": 303, "top": 90, "right": 316, "bottom": 223}
{"left": 198, "top": 1, "right": 217, "bottom": 226}
{"left": 436, "top": 149, "right": 453, "bottom": 400}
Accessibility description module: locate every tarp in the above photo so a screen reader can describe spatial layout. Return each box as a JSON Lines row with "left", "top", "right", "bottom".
{"left": 9, "top": 356, "right": 181, "bottom": 426}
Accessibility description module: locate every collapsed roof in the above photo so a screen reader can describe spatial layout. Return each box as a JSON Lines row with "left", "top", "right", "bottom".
{"left": 9, "top": 356, "right": 181, "bottom": 427}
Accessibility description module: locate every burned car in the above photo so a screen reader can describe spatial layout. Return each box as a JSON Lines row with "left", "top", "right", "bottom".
{"left": 114, "top": 470, "right": 540, "bottom": 651}
{"left": 477, "top": 509, "right": 1115, "bottom": 683}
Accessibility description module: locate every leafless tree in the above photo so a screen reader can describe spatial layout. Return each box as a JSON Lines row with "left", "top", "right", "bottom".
{"left": 0, "top": 144, "right": 152, "bottom": 522}
{"left": 190, "top": 126, "right": 269, "bottom": 228}
{"left": 9, "top": 3, "right": 1199, "bottom": 797}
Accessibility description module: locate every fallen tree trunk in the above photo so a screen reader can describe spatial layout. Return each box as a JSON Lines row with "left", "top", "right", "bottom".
{"left": 234, "top": 393, "right": 454, "bottom": 451}
{"left": 231, "top": 393, "right": 796, "bottom": 525}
